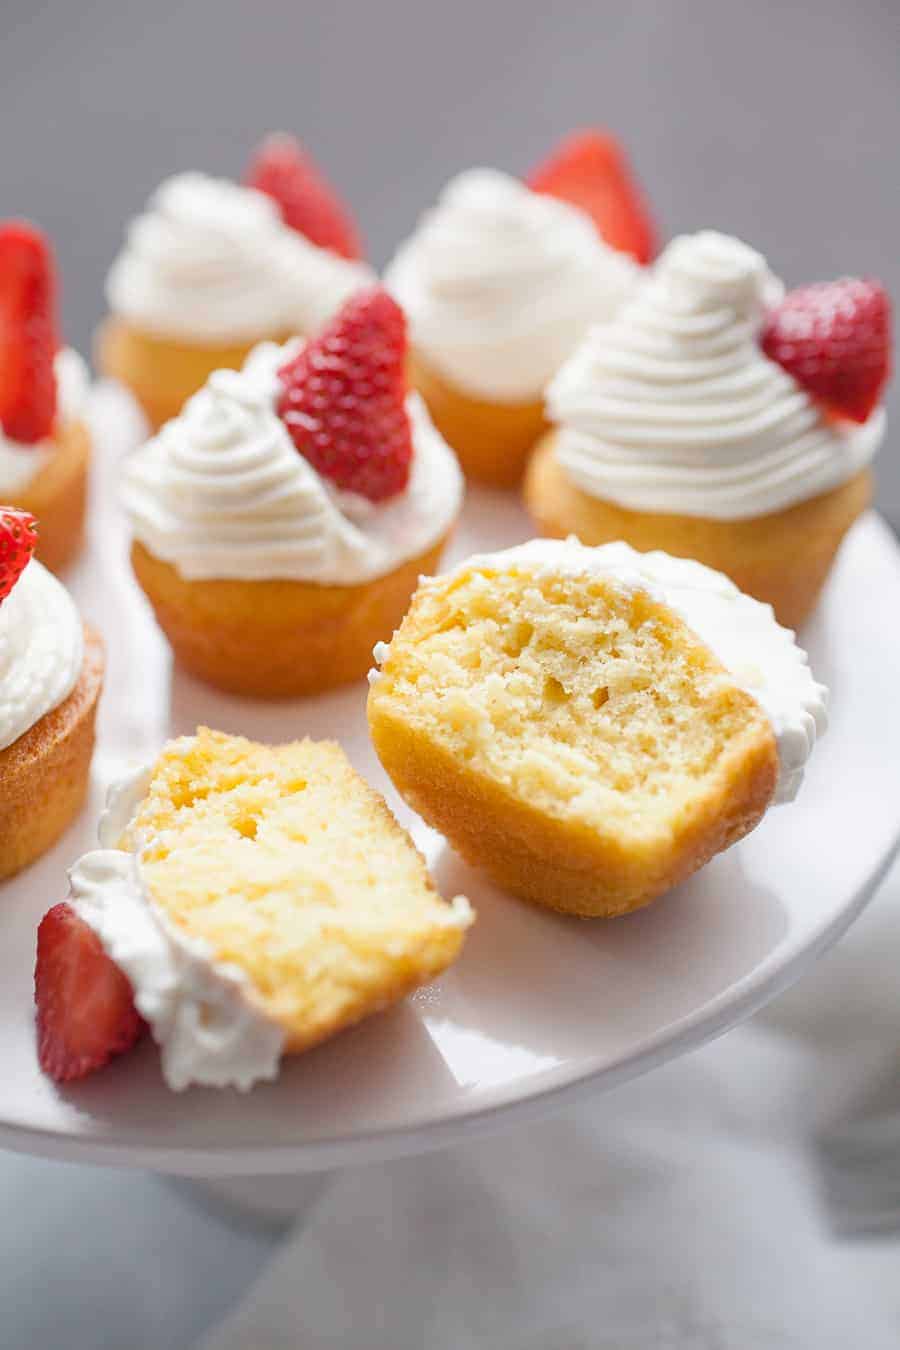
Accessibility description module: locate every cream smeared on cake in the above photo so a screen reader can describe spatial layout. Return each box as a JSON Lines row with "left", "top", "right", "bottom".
{"left": 548, "top": 231, "right": 884, "bottom": 520}
{"left": 0, "top": 559, "right": 84, "bottom": 751}
{"left": 385, "top": 169, "right": 638, "bottom": 403}
{"left": 106, "top": 173, "right": 374, "bottom": 344}
{"left": 120, "top": 339, "right": 463, "bottom": 584}
{"left": 0, "top": 350, "right": 89, "bottom": 494}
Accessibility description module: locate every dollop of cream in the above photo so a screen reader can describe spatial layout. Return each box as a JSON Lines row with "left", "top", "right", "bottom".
{"left": 385, "top": 169, "right": 639, "bottom": 403}
{"left": 68, "top": 758, "right": 285, "bottom": 1093}
{"left": 548, "top": 230, "right": 884, "bottom": 520}
{"left": 0, "top": 559, "right": 84, "bottom": 752}
{"left": 121, "top": 339, "right": 463, "bottom": 584}
{"left": 0, "top": 349, "right": 90, "bottom": 494}
{"left": 396, "top": 537, "right": 826, "bottom": 804}
{"left": 106, "top": 173, "right": 374, "bottom": 344}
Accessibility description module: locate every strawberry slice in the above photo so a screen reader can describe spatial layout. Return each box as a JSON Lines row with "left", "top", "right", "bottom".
{"left": 277, "top": 286, "right": 413, "bottom": 502}
{"left": 526, "top": 129, "right": 657, "bottom": 264}
{"left": 35, "top": 902, "right": 145, "bottom": 1083}
{"left": 0, "top": 221, "right": 58, "bottom": 443}
{"left": 0, "top": 506, "right": 37, "bottom": 604}
{"left": 244, "top": 133, "right": 363, "bottom": 261}
{"left": 760, "top": 278, "right": 891, "bottom": 423}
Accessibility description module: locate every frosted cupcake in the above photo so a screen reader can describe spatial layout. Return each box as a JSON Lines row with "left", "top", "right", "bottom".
{"left": 526, "top": 231, "right": 890, "bottom": 629}
{"left": 98, "top": 135, "right": 374, "bottom": 429}
{"left": 122, "top": 287, "right": 463, "bottom": 697}
{"left": 385, "top": 138, "right": 654, "bottom": 488}
{"left": 0, "top": 222, "right": 92, "bottom": 573}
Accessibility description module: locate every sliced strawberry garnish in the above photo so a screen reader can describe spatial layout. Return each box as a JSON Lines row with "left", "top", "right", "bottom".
{"left": 244, "top": 133, "right": 363, "bottom": 261}
{"left": 760, "top": 278, "right": 891, "bottom": 423}
{"left": 526, "top": 129, "right": 657, "bottom": 264}
{"left": 35, "top": 902, "right": 145, "bottom": 1084}
{"left": 0, "top": 221, "right": 58, "bottom": 443}
{"left": 277, "top": 286, "right": 413, "bottom": 502}
{"left": 0, "top": 506, "right": 37, "bottom": 604}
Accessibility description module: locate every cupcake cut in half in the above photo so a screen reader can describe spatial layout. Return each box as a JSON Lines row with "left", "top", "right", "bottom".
{"left": 368, "top": 538, "right": 826, "bottom": 918}
{"left": 38, "top": 728, "right": 473, "bottom": 1088}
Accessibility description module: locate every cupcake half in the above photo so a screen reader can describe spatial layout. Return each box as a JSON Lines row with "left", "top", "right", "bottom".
{"left": 0, "top": 509, "right": 103, "bottom": 881}
{"left": 526, "top": 231, "right": 890, "bottom": 629}
{"left": 98, "top": 135, "right": 375, "bottom": 429}
{"left": 385, "top": 131, "right": 654, "bottom": 488}
{"left": 368, "top": 537, "right": 826, "bottom": 918}
{"left": 122, "top": 287, "right": 464, "bottom": 697}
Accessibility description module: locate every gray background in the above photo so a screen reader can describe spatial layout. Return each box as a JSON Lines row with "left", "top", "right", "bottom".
{"left": 0, "top": 4, "right": 898, "bottom": 1347}
{"left": 2, "top": 0, "right": 898, "bottom": 518}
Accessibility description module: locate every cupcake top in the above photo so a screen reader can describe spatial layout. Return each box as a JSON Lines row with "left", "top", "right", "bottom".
{"left": 547, "top": 231, "right": 886, "bottom": 520}
{"left": 0, "top": 349, "right": 89, "bottom": 494}
{"left": 106, "top": 173, "right": 375, "bottom": 344}
{"left": 0, "top": 554, "right": 84, "bottom": 751}
{"left": 385, "top": 169, "right": 639, "bottom": 403}
{"left": 121, "top": 335, "right": 463, "bottom": 586}
{"left": 394, "top": 536, "right": 827, "bottom": 804}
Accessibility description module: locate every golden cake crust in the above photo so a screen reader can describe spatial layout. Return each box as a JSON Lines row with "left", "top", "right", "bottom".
{"left": 524, "top": 431, "right": 872, "bottom": 630}
{"left": 0, "top": 625, "right": 104, "bottom": 882}
{"left": 408, "top": 348, "right": 546, "bottom": 488}
{"left": 13, "top": 419, "right": 91, "bottom": 574}
{"left": 95, "top": 317, "right": 290, "bottom": 429}
{"left": 131, "top": 533, "right": 454, "bottom": 698}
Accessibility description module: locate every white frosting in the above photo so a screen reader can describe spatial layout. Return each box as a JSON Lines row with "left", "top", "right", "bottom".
{"left": 548, "top": 231, "right": 884, "bottom": 520}
{"left": 0, "top": 349, "right": 90, "bottom": 494}
{"left": 68, "top": 758, "right": 285, "bottom": 1093}
{"left": 121, "top": 339, "right": 463, "bottom": 584}
{"left": 386, "top": 537, "right": 826, "bottom": 804}
{"left": 385, "top": 169, "right": 639, "bottom": 403}
{"left": 106, "top": 173, "right": 374, "bottom": 344}
{"left": 0, "top": 559, "right": 84, "bottom": 752}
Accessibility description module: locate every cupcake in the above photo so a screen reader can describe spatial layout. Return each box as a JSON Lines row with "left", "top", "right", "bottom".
{"left": 385, "top": 131, "right": 655, "bottom": 488}
{"left": 368, "top": 537, "right": 826, "bottom": 918}
{"left": 122, "top": 287, "right": 463, "bottom": 697}
{"left": 0, "top": 508, "right": 103, "bottom": 881}
{"left": 35, "top": 728, "right": 473, "bottom": 1087}
{"left": 526, "top": 231, "right": 890, "bottom": 629}
{"left": 97, "top": 134, "right": 375, "bottom": 429}
{"left": 0, "top": 222, "right": 91, "bottom": 573}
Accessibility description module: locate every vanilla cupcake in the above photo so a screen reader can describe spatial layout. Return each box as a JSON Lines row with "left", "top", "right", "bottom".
{"left": 368, "top": 537, "right": 826, "bottom": 918}
{"left": 122, "top": 288, "right": 463, "bottom": 697}
{"left": 98, "top": 154, "right": 374, "bottom": 429}
{"left": 0, "top": 512, "right": 103, "bottom": 881}
{"left": 385, "top": 169, "right": 639, "bottom": 487}
{"left": 526, "top": 231, "right": 889, "bottom": 629}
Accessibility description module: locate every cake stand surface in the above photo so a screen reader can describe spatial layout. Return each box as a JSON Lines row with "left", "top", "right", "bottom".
{"left": 0, "top": 387, "right": 898, "bottom": 1186}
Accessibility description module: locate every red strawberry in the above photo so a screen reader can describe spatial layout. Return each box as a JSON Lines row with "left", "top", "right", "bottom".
{"left": 0, "top": 221, "right": 58, "bottom": 443}
{"left": 0, "top": 506, "right": 37, "bottom": 604}
{"left": 277, "top": 286, "right": 413, "bottom": 502}
{"left": 35, "top": 902, "right": 145, "bottom": 1084}
{"left": 526, "top": 129, "right": 657, "bottom": 264}
{"left": 244, "top": 133, "right": 363, "bottom": 261}
{"left": 760, "top": 278, "right": 891, "bottom": 423}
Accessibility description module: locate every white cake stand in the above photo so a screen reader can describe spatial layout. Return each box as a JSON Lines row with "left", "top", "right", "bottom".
{"left": 1, "top": 387, "right": 898, "bottom": 1223}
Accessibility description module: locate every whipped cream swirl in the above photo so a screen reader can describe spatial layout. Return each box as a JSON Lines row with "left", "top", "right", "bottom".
{"left": 0, "top": 349, "right": 90, "bottom": 494}
{"left": 385, "top": 169, "right": 639, "bottom": 403}
{"left": 121, "top": 339, "right": 463, "bottom": 584}
{"left": 0, "top": 559, "right": 84, "bottom": 751}
{"left": 68, "top": 757, "right": 284, "bottom": 1092}
{"left": 409, "top": 537, "right": 826, "bottom": 804}
{"left": 106, "top": 173, "right": 374, "bottom": 344}
{"left": 548, "top": 231, "right": 884, "bottom": 520}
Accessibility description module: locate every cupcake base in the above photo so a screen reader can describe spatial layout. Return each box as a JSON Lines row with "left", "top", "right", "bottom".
{"left": 408, "top": 349, "right": 545, "bottom": 489}
{"left": 96, "top": 318, "right": 289, "bottom": 430}
{"left": 131, "top": 534, "right": 454, "bottom": 698}
{"left": 15, "top": 420, "right": 91, "bottom": 574}
{"left": 525, "top": 433, "right": 872, "bottom": 630}
{"left": 0, "top": 626, "right": 104, "bottom": 883}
